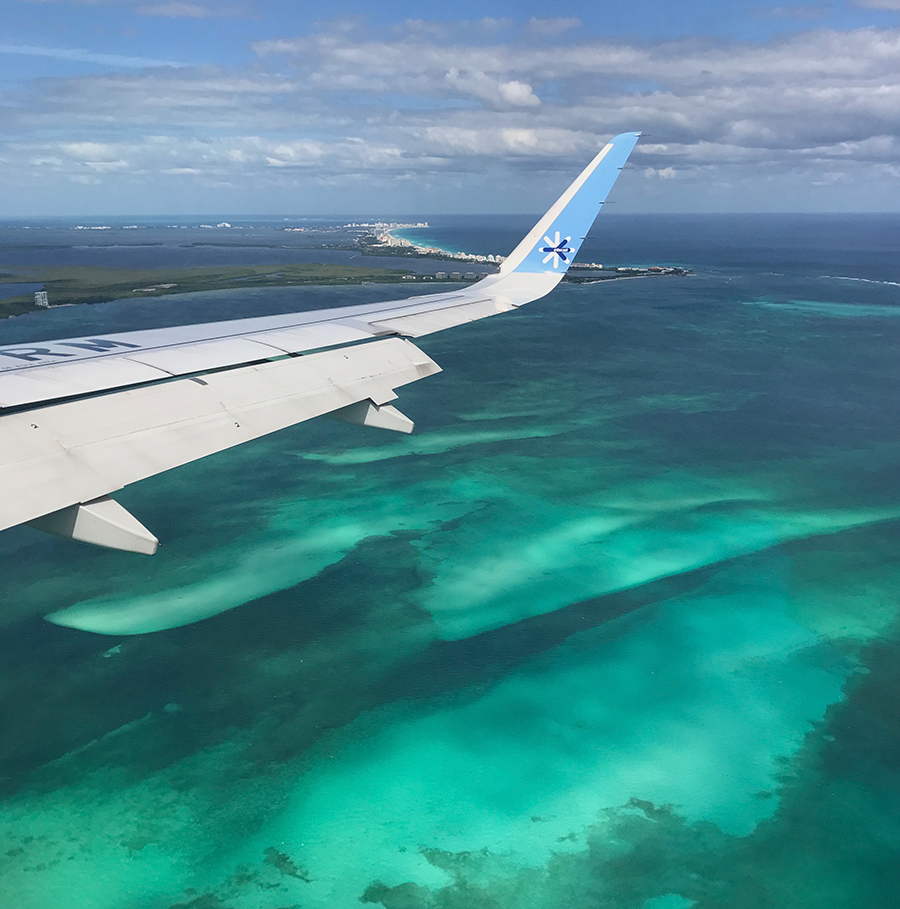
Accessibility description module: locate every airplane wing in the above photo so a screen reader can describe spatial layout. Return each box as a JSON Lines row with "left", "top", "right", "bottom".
{"left": 0, "top": 132, "right": 640, "bottom": 554}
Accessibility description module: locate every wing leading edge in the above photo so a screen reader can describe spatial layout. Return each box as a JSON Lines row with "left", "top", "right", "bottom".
{"left": 0, "top": 132, "right": 639, "bottom": 553}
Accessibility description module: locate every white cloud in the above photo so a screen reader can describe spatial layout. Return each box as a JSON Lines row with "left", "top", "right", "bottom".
{"left": 0, "top": 43, "right": 184, "bottom": 67}
{"left": 497, "top": 80, "right": 541, "bottom": 106}
{"left": 5, "top": 21, "right": 900, "bottom": 210}
{"left": 444, "top": 68, "right": 540, "bottom": 108}
{"left": 84, "top": 159, "right": 129, "bottom": 171}
{"left": 61, "top": 141, "right": 124, "bottom": 159}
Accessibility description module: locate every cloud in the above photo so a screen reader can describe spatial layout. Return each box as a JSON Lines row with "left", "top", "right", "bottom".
{"left": 853, "top": 0, "right": 900, "bottom": 8}
{"left": 4, "top": 20, "right": 900, "bottom": 210}
{"left": 477, "top": 17, "right": 515, "bottom": 33}
{"left": 0, "top": 43, "right": 184, "bottom": 67}
{"left": 526, "top": 17, "right": 582, "bottom": 36}
{"left": 754, "top": 5, "right": 828, "bottom": 18}
{"left": 252, "top": 25, "right": 900, "bottom": 93}
{"left": 645, "top": 166, "right": 677, "bottom": 179}
{"left": 136, "top": 2, "right": 246, "bottom": 17}
{"left": 444, "top": 68, "right": 540, "bottom": 108}
{"left": 396, "top": 17, "right": 512, "bottom": 39}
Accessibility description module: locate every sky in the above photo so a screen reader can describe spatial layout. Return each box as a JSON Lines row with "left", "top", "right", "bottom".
{"left": 3, "top": 0, "right": 900, "bottom": 214}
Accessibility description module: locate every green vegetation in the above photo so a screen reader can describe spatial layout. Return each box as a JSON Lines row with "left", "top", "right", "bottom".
{"left": 0, "top": 262, "right": 416, "bottom": 319}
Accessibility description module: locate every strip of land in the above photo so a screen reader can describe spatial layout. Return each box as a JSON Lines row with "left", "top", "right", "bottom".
{"left": 0, "top": 262, "right": 417, "bottom": 319}
{"left": 357, "top": 231, "right": 693, "bottom": 280}
{"left": 0, "top": 256, "right": 693, "bottom": 321}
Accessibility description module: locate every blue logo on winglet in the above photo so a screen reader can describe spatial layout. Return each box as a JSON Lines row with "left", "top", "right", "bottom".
{"left": 540, "top": 232, "right": 574, "bottom": 269}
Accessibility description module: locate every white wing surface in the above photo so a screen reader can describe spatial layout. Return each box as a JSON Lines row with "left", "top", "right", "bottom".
{"left": 0, "top": 132, "right": 640, "bottom": 553}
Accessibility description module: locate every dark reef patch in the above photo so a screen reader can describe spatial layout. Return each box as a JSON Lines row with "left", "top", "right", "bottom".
{"left": 359, "top": 624, "right": 900, "bottom": 909}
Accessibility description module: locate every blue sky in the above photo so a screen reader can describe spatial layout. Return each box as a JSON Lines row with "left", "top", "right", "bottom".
{"left": 3, "top": 0, "right": 900, "bottom": 214}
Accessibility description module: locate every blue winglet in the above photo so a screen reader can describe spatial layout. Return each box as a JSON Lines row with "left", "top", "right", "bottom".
{"left": 498, "top": 132, "right": 640, "bottom": 278}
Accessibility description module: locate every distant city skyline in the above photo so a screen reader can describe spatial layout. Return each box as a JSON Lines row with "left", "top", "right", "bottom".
{"left": 3, "top": 1, "right": 900, "bottom": 214}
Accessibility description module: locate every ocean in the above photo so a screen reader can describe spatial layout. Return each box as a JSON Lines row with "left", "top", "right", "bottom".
{"left": 1, "top": 214, "right": 900, "bottom": 908}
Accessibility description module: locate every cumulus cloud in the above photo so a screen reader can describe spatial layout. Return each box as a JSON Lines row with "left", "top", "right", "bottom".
{"left": 645, "top": 166, "right": 677, "bottom": 179}
{"left": 4, "top": 19, "right": 900, "bottom": 210}
{"left": 444, "top": 68, "right": 541, "bottom": 108}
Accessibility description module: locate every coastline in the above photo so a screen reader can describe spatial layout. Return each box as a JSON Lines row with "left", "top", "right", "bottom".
{"left": 388, "top": 228, "right": 463, "bottom": 256}
{"left": 364, "top": 227, "right": 503, "bottom": 267}
{"left": 1, "top": 223, "right": 694, "bottom": 320}
{"left": 368, "top": 229, "right": 693, "bottom": 281}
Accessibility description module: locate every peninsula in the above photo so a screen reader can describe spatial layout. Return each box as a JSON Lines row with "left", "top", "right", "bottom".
{"left": 0, "top": 221, "right": 692, "bottom": 321}
{"left": 357, "top": 228, "right": 692, "bottom": 280}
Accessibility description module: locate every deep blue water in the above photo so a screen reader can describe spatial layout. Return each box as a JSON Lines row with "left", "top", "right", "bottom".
{"left": 1, "top": 215, "right": 900, "bottom": 908}
{"left": 0, "top": 282, "right": 43, "bottom": 302}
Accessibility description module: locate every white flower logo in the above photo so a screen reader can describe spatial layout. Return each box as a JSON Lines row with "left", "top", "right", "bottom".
{"left": 540, "top": 231, "right": 574, "bottom": 269}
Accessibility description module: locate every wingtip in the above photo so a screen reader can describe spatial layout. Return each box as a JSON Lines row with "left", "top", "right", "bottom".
{"left": 486, "top": 130, "right": 641, "bottom": 285}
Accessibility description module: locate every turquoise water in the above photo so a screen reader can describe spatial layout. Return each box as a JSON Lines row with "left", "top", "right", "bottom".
{"left": 390, "top": 228, "right": 464, "bottom": 254}
{"left": 2, "top": 217, "right": 900, "bottom": 907}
